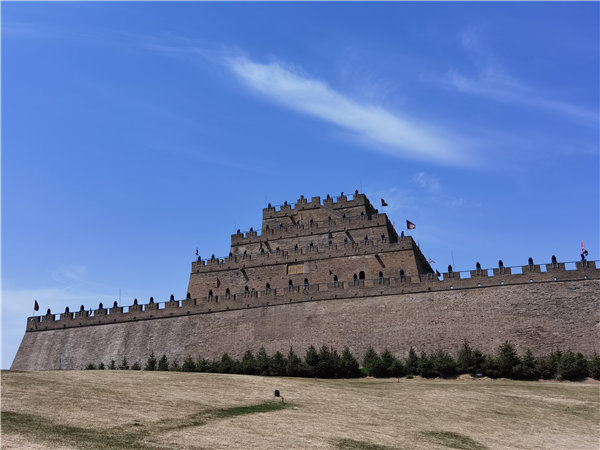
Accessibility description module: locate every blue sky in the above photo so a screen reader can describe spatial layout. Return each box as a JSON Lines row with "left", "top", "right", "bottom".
{"left": 2, "top": 2, "right": 598, "bottom": 369}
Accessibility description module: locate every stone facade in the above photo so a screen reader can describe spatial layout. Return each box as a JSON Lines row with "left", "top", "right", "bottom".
{"left": 10, "top": 192, "right": 600, "bottom": 370}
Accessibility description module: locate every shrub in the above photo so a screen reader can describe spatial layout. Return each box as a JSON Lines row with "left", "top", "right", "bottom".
{"left": 85, "top": 363, "right": 96, "bottom": 370}
{"left": 219, "top": 353, "right": 238, "bottom": 374}
{"left": 131, "top": 361, "right": 141, "bottom": 371}
{"left": 304, "top": 345, "right": 319, "bottom": 377}
{"left": 537, "top": 350, "right": 561, "bottom": 379}
{"left": 380, "top": 349, "right": 399, "bottom": 378}
{"left": 108, "top": 359, "right": 116, "bottom": 370}
{"left": 157, "top": 354, "right": 169, "bottom": 371}
{"left": 119, "top": 357, "right": 129, "bottom": 370}
{"left": 98, "top": 362, "right": 105, "bottom": 370}
{"left": 457, "top": 342, "right": 485, "bottom": 375}
{"left": 169, "top": 360, "right": 180, "bottom": 371}
{"left": 144, "top": 352, "right": 157, "bottom": 371}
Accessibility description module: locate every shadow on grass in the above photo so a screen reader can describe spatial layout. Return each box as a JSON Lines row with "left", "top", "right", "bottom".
{"left": 2, "top": 401, "right": 293, "bottom": 448}
{"left": 335, "top": 438, "right": 397, "bottom": 450}
{"left": 1, "top": 411, "right": 146, "bottom": 449}
{"left": 419, "top": 431, "right": 487, "bottom": 450}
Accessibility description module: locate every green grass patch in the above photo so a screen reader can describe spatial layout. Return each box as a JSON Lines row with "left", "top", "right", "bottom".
{"left": 212, "top": 400, "right": 292, "bottom": 418}
{"left": 1, "top": 411, "right": 146, "bottom": 449}
{"left": 335, "top": 438, "right": 396, "bottom": 450}
{"left": 419, "top": 431, "right": 487, "bottom": 450}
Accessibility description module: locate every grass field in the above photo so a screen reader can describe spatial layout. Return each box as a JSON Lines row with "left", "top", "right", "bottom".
{"left": 1, "top": 371, "right": 598, "bottom": 449}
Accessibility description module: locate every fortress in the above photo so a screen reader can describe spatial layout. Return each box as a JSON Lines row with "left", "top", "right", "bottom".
{"left": 11, "top": 192, "right": 600, "bottom": 370}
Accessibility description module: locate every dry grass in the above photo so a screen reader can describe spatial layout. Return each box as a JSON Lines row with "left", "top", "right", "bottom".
{"left": 1, "top": 370, "right": 598, "bottom": 449}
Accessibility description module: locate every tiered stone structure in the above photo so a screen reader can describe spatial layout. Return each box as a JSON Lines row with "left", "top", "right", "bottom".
{"left": 11, "top": 192, "right": 600, "bottom": 371}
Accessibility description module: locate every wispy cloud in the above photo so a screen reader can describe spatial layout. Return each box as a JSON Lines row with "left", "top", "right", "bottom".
{"left": 222, "top": 54, "right": 473, "bottom": 167}
{"left": 440, "top": 29, "right": 598, "bottom": 125}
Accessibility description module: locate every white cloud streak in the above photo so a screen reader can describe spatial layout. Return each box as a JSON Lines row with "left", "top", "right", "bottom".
{"left": 223, "top": 55, "right": 471, "bottom": 166}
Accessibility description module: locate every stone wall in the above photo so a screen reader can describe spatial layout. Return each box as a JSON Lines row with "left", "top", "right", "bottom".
{"left": 11, "top": 278, "right": 600, "bottom": 370}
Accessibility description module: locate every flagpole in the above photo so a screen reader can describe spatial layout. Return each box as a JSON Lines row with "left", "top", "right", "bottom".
{"left": 451, "top": 251, "right": 455, "bottom": 270}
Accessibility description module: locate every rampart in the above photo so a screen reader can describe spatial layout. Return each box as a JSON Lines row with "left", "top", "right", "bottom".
{"left": 11, "top": 192, "right": 600, "bottom": 371}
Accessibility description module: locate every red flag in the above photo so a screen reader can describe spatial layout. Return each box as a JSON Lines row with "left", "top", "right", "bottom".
{"left": 381, "top": 198, "right": 388, "bottom": 207}
{"left": 581, "top": 241, "right": 586, "bottom": 252}
{"left": 216, "top": 278, "right": 221, "bottom": 288}
{"left": 406, "top": 220, "right": 416, "bottom": 230}
{"left": 34, "top": 300, "right": 39, "bottom": 311}
{"left": 429, "top": 258, "right": 436, "bottom": 264}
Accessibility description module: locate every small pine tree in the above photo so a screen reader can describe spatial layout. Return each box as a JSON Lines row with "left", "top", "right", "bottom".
{"left": 430, "top": 349, "right": 457, "bottom": 378}
{"left": 119, "top": 357, "right": 129, "bottom": 370}
{"left": 241, "top": 350, "right": 257, "bottom": 375}
{"left": 363, "top": 346, "right": 384, "bottom": 377}
{"left": 558, "top": 350, "right": 588, "bottom": 380}
{"left": 157, "top": 354, "right": 169, "bottom": 371}
{"left": 588, "top": 353, "right": 600, "bottom": 379}
{"left": 255, "top": 347, "right": 270, "bottom": 376}
{"left": 304, "top": 345, "right": 319, "bottom": 377}
{"left": 131, "top": 361, "right": 142, "bottom": 370}
{"left": 169, "top": 360, "right": 180, "bottom": 371}
{"left": 98, "top": 362, "right": 105, "bottom": 370}
{"left": 144, "top": 351, "right": 157, "bottom": 371}
{"left": 218, "top": 353, "right": 237, "bottom": 374}
{"left": 537, "top": 350, "right": 561, "bottom": 379}
{"left": 195, "top": 357, "right": 210, "bottom": 372}
{"left": 108, "top": 359, "right": 117, "bottom": 370}
{"left": 405, "top": 347, "right": 419, "bottom": 375}
{"left": 286, "top": 347, "right": 303, "bottom": 377}
{"left": 181, "top": 355, "right": 196, "bottom": 372}
{"left": 417, "top": 351, "right": 435, "bottom": 378}
{"left": 496, "top": 342, "right": 520, "bottom": 378}
{"left": 85, "top": 363, "right": 96, "bottom": 370}
{"left": 513, "top": 350, "right": 539, "bottom": 380}
{"left": 389, "top": 358, "right": 405, "bottom": 379}
{"left": 269, "top": 351, "right": 287, "bottom": 376}
{"left": 380, "top": 349, "right": 398, "bottom": 378}
{"left": 340, "top": 347, "right": 361, "bottom": 378}
{"left": 457, "top": 341, "right": 481, "bottom": 375}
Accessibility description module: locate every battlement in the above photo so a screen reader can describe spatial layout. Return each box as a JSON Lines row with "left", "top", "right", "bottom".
{"left": 25, "top": 259, "right": 599, "bottom": 333}
{"left": 262, "top": 192, "right": 372, "bottom": 219}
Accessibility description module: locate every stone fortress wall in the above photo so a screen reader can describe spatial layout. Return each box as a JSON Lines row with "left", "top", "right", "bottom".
{"left": 11, "top": 192, "right": 600, "bottom": 370}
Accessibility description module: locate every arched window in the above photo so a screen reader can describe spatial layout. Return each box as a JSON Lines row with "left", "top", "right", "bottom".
{"left": 344, "top": 238, "right": 348, "bottom": 247}
{"left": 226, "top": 288, "right": 230, "bottom": 297}
{"left": 353, "top": 273, "right": 358, "bottom": 286}
{"left": 288, "top": 280, "right": 293, "bottom": 291}
{"left": 266, "top": 283, "right": 271, "bottom": 292}
{"left": 400, "top": 269, "right": 405, "bottom": 281}
{"left": 333, "top": 274, "right": 339, "bottom": 287}
{"left": 244, "top": 286, "right": 249, "bottom": 297}
{"left": 379, "top": 271, "right": 384, "bottom": 284}
{"left": 328, "top": 239, "right": 332, "bottom": 247}
{"left": 304, "top": 278, "right": 309, "bottom": 289}
{"left": 359, "top": 271, "right": 365, "bottom": 280}
{"left": 208, "top": 290, "right": 213, "bottom": 297}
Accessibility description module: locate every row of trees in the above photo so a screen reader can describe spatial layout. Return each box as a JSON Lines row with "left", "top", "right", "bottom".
{"left": 85, "top": 342, "right": 600, "bottom": 381}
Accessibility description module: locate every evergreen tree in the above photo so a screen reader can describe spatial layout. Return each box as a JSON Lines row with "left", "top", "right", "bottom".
{"left": 108, "top": 359, "right": 117, "bottom": 370}
{"left": 379, "top": 349, "right": 397, "bottom": 378}
{"left": 317, "top": 345, "right": 335, "bottom": 378}
{"left": 363, "top": 346, "right": 385, "bottom": 377}
{"left": 417, "top": 351, "right": 435, "bottom": 378}
{"left": 269, "top": 351, "right": 287, "bottom": 376}
{"left": 131, "top": 361, "right": 142, "bottom": 370}
{"left": 286, "top": 347, "right": 303, "bottom": 377}
{"left": 119, "top": 357, "right": 129, "bottom": 370}
{"left": 157, "top": 354, "right": 169, "bottom": 371}
{"left": 98, "top": 362, "right": 105, "bottom": 370}
{"left": 537, "top": 350, "right": 561, "bottom": 379}
{"left": 85, "top": 363, "right": 96, "bottom": 370}
{"left": 181, "top": 355, "right": 196, "bottom": 372}
{"left": 218, "top": 353, "right": 237, "bottom": 374}
{"left": 339, "top": 347, "right": 361, "bottom": 378}
{"left": 558, "top": 351, "right": 588, "bottom": 380}
{"left": 304, "top": 345, "right": 319, "bottom": 377}
{"left": 389, "top": 358, "right": 405, "bottom": 378}
{"left": 457, "top": 341, "right": 483, "bottom": 375}
{"left": 405, "top": 347, "right": 419, "bottom": 375}
{"left": 513, "top": 350, "right": 539, "bottom": 380}
{"left": 255, "top": 347, "right": 270, "bottom": 376}
{"left": 169, "top": 360, "right": 180, "bottom": 371}
{"left": 588, "top": 353, "right": 600, "bottom": 379}
{"left": 430, "top": 349, "right": 457, "bottom": 378}
{"left": 496, "top": 342, "right": 520, "bottom": 378}
{"left": 144, "top": 351, "right": 157, "bottom": 371}
{"left": 195, "top": 357, "right": 211, "bottom": 372}
{"left": 241, "top": 350, "right": 257, "bottom": 375}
